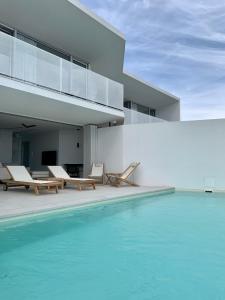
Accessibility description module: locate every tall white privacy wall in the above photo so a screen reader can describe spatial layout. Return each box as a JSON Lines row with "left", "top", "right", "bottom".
{"left": 97, "top": 119, "right": 225, "bottom": 190}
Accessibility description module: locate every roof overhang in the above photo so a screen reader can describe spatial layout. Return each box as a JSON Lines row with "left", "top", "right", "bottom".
{"left": 0, "top": 77, "right": 124, "bottom": 126}
{"left": 122, "top": 72, "right": 180, "bottom": 109}
{"left": 0, "top": 112, "right": 81, "bottom": 132}
{"left": 0, "top": 0, "right": 125, "bottom": 81}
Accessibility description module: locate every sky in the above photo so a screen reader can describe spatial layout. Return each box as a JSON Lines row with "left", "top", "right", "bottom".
{"left": 81, "top": 0, "right": 225, "bottom": 120}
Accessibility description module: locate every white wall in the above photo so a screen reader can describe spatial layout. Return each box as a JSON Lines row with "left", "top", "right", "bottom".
{"left": 97, "top": 119, "right": 225, "bottom": 191}
{"left": 0, "top": 129, "right": 13, "bottom": 164}
{"left": 58, "top": 128, "right": 83, "bottom": 165}
{"left": 22, "top": 130, "right": 59, "bottom": 171}
{"left": 157, "top": 101, "right": 180, "bottom": 121}
{"left": 97, "top": 126, "right": 124, "bottom": 173}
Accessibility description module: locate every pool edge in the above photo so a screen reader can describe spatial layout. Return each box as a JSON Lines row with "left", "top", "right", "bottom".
{"left": 0, "top": 188, "right": 175, "bottom": 224}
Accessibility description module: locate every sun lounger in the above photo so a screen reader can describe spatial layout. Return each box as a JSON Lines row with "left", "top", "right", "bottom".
{"left": 0, "top": 166, "right": 20, "bottom": 190}
{"left": 48, "top": 166, "right": 96, "bottom": 190}
{"left": 88, "top": 163, "right": 104, "bottom": 183}
{"left": 105, "top": 162, "right": 140, "bottom": 187}
{"left": 0, "top": 166, "right": 11, "bottom": 181}
{"left": 5, "top": 166, "right": 61, "bottom": 195}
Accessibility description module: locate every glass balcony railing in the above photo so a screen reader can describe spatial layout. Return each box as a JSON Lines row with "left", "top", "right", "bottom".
{"left": 0, "top": 31, "right": 124, "bottom": 111}
{"left": 124, "top": 108, "right": 166, "bottom": 124}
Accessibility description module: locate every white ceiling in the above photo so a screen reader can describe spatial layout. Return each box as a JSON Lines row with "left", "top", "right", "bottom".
{"left": 122, "top": 73, "right": 180, "bottom": 109}
{"left": 0, "top": 112, "right": 79, "bottom": 133}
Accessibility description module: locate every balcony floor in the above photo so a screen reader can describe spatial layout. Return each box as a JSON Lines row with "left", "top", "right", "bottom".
{"left": 0, "top": 184, "right": 174, "bottom": 220}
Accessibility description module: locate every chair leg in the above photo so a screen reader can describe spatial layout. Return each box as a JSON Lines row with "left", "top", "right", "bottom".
{"left": 33, "top": 185, "right": 39, "bottom": 195}
{"left": 115, "top": 181, "right": 121, "bottom": 187}
{"left": 112, "top": 178, "right": 121, "bottom": 187}
{"left": 105, "top": 175, "right": 111, "bottom": 185}
{"left": 122, "top": 179, "right": 138, "bottom": 186}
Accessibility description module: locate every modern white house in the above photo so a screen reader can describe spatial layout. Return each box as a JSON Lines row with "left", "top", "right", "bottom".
{"left": 0, "top": 0, "right": 224, "bottom": 193}
{"left": 0, "top": 0, "right": 180, "bottom": 178}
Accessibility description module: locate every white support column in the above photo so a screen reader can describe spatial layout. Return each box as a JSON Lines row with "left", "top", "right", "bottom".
{"left": 59, "top": 58, "right": 63, "bottom": 92}
{"left": 83, "top": 125, "right": 98, "bottom": 177}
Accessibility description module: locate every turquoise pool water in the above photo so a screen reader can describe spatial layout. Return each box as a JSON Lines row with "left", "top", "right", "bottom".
{"left": 1, "top": 192, "right": 225, "bottom": 299}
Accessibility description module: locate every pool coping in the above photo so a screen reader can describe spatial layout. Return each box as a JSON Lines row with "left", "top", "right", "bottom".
{"left": 176, "top": 188, "right": 225, "bottom": 193}
{"left": 0, "top": 187, "right": 175, "bottom": 224}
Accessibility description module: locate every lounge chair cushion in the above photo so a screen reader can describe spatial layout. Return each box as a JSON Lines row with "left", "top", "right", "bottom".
{"left": 0, "top": 167, "right": 11, "bottom": 180}
{"left": 48, "top": 166, "right": 95, "bottom": 185}
{"left": 7, "top": 166, "right": 33, "bottom": 182}
{"left": 48, "top": 166, "right": 70, "bottom": 179}
{"left": 89, "top": 163, "right": 104, "bottom": 177}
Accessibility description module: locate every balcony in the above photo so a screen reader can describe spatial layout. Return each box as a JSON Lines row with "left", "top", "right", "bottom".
{"left": 124, "top": 108, "right": 166, "bottom": 125}
{"left": 0, "top": 31, "right": 123, "bottom": 112}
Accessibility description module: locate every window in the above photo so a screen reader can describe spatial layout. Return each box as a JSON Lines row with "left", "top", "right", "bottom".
{"left": 124, "top": 99, "right": 156, "bottom": 117}
{"left": 136, "top": 103, "right": 149, "bottom": 115}
{"left": 0, "top": 23, "right": 89, "bottom": 69}
{"left": 16, "top": 32, "right": 70, "bottom": 61}
{"left": 16, "top": 31, "right": 89, "bottom": 67}
{"left": 38, "top": 43, "right": 70, "bottom": 61}
{"left": 72, "top": 58, "right": 88, "bottom": 69}
{"left": 0, "top": 23, "right": 14, "bottom": 36}
{"left": 16, "top": 33, "right": 37, "bottom": 46}
{"left": 124, "top": 100, "right": 132, "bottom": 109}
{"left": 150, "top": 109, "right": 156, "bottom": 117}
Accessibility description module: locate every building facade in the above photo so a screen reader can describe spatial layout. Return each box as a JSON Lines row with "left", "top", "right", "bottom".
{"left": 0, "top": 0, "right": 180, "bottom": 176}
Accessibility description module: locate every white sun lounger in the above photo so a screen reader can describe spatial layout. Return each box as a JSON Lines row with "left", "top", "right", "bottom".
{"left": 5, "top": 166, "right": 61, "bottom": 195}
{"left": 48, "top": 166, "right": 96, "bottom": 191}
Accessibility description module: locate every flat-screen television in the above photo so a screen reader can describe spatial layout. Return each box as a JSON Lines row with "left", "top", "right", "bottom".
{"left": 42, "top": 151, "right": 57, "bottom": 166}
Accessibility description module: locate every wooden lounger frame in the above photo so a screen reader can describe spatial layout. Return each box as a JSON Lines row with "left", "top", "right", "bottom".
{"left": 2, "top": 179, "right": 61, "bottom": 195}
{"left": 105, "top": 162, "right": 140, "bottom": 187}
{"left": 1, "top": 180, "right": 30, "bottom": 191}
{"left": 105, "top": 175, "right": 139, "bottom": 187}
{"left": 47, "top": 166, "right": 96, "bottom": 191}
{"left": 59, "top": 178, "right": 96, "bottom": 191}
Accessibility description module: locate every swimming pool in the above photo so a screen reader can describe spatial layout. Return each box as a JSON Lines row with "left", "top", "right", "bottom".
{"left": 0, "top": 192, "right": 225, "bottom": 299}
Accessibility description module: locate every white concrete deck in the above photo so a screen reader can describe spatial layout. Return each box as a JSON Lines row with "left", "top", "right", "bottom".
{"left": 0, "top": 184, "right": 174, "bottom": 220}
